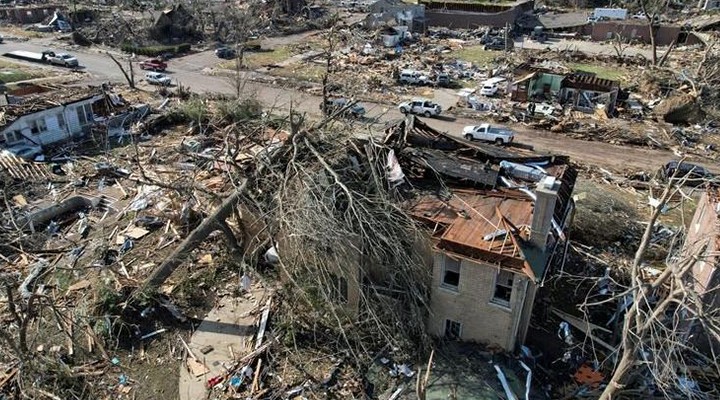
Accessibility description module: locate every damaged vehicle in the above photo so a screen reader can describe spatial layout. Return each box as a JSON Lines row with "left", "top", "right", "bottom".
{"left": 398, "top": 99, "right": 442, "bottom": 118}
{"left": 661, "top": 160, "right": 713, "bottom": 184}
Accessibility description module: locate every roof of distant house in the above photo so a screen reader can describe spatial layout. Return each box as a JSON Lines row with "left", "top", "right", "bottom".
{"left": 539, "top": 12, "right": 589, "bottom": 30}
{"left": 562, "top": 73, "right": 619, "bottom": 92}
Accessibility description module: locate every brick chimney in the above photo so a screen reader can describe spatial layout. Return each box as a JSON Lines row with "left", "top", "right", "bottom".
{"left": 530, "top": 176, "right": 560, "bottom": 250}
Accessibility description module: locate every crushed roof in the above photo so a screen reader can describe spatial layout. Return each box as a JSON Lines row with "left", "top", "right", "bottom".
{"left": 386, "top": 116, "right": 577, "bottom": 281}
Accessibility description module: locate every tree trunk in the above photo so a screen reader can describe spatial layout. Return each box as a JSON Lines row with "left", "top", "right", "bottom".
{"left": 107, "top": 52, "right": 135, "bottom": 89}
{"left": 140, "top": 179, "right": 247, "bottom": 291}
{"left": 599, "top": 348, "right": 634, "bottom": 400}
{"left": 648, "top": 20, "right": 658, "bottom": 66}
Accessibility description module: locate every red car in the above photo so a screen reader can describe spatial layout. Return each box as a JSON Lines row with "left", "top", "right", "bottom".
{"left": 138, "top": 58, "right": 167, "bottom": 71}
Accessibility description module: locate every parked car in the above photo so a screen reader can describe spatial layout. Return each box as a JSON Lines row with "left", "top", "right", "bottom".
{"left": 145, "top": 72, "right": 171, "bottom": 86}
{"left": 320, "top": 98, "right": 366, "bottom": 118}
{"left": 46, "top": 52, "right": 78, "bottom": 67}
{"left": 462, "top": 124, "right": 515, "bottom": 145}
{"left": 398, "top": 69, "right": 430, "bottom": 85}
{"left": 483, "top": 40, "right": 507, "bottom": 51}
{"left": 215, "top": 47, "right": 236, "bottom": 59}
{"left": 138, "top": 58, "right": 167, "bottom": 71}
{"left": 661, "top": 160, "right": 712, "bottom": 184}
{"left": 398, "top": 99, "right": 442, "bottom": 117}
{"left": 435, "top": 73, "right": 452, "bottom": 87}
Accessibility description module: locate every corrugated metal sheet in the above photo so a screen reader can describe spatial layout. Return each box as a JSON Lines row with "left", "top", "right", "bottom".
{"left": 408, "top": 189, "right": 533, "bottom": 271}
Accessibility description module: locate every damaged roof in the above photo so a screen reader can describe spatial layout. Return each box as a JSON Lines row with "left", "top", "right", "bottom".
{"left": 387, "top": 116, "right": 576, "bottom": 281}
{"left": 1, "top": 86, "right": 102, "bottom": 128}
{"left": 562, "top": 73, "right": 619, "bottom": 92}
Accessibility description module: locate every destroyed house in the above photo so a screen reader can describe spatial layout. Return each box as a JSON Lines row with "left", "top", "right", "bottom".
{"left": 0, "top": 87, "right": 104, "bottom": 150}
{"left": 386, "top": 117, "right": 576, "bottom": 350}
{"left": 511, "top": 63, "right": 566, "bottom": 102}
{"left": 560, "top": 73, "right": 620, "bottom": 114}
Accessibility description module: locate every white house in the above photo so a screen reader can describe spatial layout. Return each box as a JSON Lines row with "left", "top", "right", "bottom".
{"left": 0, "top": 89, "right": 104, "bottom": 150}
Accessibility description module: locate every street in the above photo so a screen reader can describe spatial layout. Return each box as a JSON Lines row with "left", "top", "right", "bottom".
{"left": 0, "top": 35, "right": 706, "bottom": 174}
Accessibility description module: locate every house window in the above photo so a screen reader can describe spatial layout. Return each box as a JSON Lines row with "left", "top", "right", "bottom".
{"left": 441, "top": 256, "right": 460, "bottom": 290}
{"left": 328, "top": 274, "right": 348, "bottom": 304}
{"left": 5, "top": 130, "right": 23, "bottom": 143}
{"left": 30, "top": 119, "right": 48, "bottom": 135}
{"left": 444, "top": 319, "right": 462, "bottom": 340}
{"left": 491, "top": 270, "right": 514, "bottom": 308}
{"left": 76, "top": 104, "right": 94, "bottom": 125}
{"left": 84, "top": 104, "right": 94, "bottom": 122}
{"left": 56, "top": 112, "right": 66, "bottom": 129}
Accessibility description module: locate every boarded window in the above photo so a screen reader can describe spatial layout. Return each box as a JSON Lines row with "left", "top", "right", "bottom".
{"left": 444, "top": 319, "right": 462, "bottom": 340}
{"left": 441, "top": 256, "right": 460, "bottom": 290}
{"left": 492, "top": 270, "right": 514, "bottom": 307}
{"left": 328, "top": 274, "right": 348, "bottom": 304}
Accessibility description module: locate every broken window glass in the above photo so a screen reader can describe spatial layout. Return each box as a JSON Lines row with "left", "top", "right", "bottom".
{"left": 441, "top": 256, "right": 460, "bottom": 290}
{"left": 492, "top": 270, "right": 514, "bottom": 307}
{"left": 444, "top": 319, "right": 461, "bottom": 340}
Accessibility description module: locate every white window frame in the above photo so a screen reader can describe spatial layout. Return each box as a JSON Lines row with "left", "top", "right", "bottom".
{"left": 5, "top": 130, "right": 23, "bottom": 143}
{"left": 490, "top": 269, "right": 514, "bottom": 309}
{"left": 440, "top": 255, "right": 460, "bottom": 291}
{"left": 56, "top": 112, "right": 66, "bottom": 129}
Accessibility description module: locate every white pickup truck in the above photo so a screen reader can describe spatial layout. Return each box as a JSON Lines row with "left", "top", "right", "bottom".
{"left": 398, "top": 99, "right": 442, "bottom": 117}
{"left": 462, "top": 124, "right": 515, "bottom": 145}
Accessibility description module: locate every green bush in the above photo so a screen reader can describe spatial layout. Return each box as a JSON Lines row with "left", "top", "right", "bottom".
{"left": 120, "top": 43, "right": 192, "bottom": 57}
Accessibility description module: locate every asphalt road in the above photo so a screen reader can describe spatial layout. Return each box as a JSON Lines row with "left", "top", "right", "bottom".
{"left": 0, "top": 37, "right": 710, "bottom": 174}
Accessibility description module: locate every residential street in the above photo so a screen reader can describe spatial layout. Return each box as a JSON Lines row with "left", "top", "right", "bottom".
{"left": 0, "top": 35, "right": 709, "bottom": 173}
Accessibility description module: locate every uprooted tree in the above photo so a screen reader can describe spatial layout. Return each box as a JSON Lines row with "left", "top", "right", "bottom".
{"left": 593, "top": 172, "right": 720, "bottom": 399}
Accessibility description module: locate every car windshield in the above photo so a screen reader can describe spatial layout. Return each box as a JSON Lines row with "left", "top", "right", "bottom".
{"left": 60, "top": 54, "right": 72, "bottom": 59}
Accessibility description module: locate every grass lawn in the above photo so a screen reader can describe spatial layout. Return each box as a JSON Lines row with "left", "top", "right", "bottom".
{"left": 447, "top": 46, "right": 497, "bottom": 67}
{"left": 219, "top": 46, "right": 293, "bottom": 70}
{"left": 271, "top": 62, "right": 326, "bottom": 83}
{"left": 568, "top": 63, "right": 628, "bottom": 82}
{"left": 0, "top": 59, "right": 45, "bottom": 84}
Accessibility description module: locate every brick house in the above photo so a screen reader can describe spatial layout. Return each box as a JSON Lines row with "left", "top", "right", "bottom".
{"left": 387, "top": 117, "right": 577, "bottom": 351}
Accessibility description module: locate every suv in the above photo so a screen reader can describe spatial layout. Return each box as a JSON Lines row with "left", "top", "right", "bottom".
{"left": 145, "top": 72, "right": 171, "bottom": 86}
{"left": 139, "top": 58, "right": 167, "bottom": 71}
{"left": 215, "top": 47, "right": 236, "bottom": 59}
{"left": 320, "top": 98, "right": 366, "bottom": 118}
{"left": 398, "top": 69, "right": 429, "bottom": 85}
{"left": 46, "top": 52, "right": 78, "bottom": 67}
{"left": 398, "top": 99, "right": 442, "bottom": 118}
